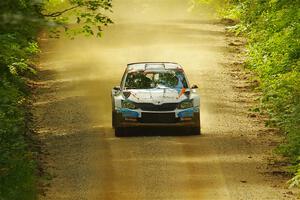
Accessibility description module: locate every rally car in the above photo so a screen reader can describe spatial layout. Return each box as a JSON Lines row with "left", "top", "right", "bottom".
{"left": 111, "top": 62, "right": 200, "bottom": 137}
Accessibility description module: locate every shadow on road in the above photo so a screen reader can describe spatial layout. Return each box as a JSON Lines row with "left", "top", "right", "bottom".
{"left": 118, "top": 127, "right": 200, "bottom": 137}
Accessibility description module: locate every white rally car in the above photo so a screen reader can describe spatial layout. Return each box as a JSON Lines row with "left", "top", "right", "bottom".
{"left": 111, "top": 62, "right": 200, "bottom": 137}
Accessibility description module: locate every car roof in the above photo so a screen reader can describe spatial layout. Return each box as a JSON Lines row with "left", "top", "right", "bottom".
{"left": 127, "top": 62, "right": 183, "bottom": 72}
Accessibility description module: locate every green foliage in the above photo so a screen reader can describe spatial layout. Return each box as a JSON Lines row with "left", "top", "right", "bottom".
{"left": 43, "top": 0, "right": 113, "bottom": 38}
{"left": 0, "top": 0, "right": 40, "bottom": 200}
{"left": 0, "top": 0, "right": 112, "bottom": 199}
{"left": 220, "top": 0, "right": 300, "bottom": 188}
{"left": 0, "top": 78, "right": 37, "bottom": 200}
{"left": 0, "top": 34, "right": 39, "bottom": 76}
{"left": 0, "top": 1, "right": 41, "bottom": 199}
{"left": 195, "top": 0, "right": 300, "bottom": 188}
{"left": 288, "top": 163, "right": 300, "bottom": 188}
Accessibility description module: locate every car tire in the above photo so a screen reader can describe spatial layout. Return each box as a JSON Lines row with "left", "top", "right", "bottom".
{"left": 115, "top": 128, "right": 126, "bottom": 137}
{"left": 112, "top": 111, "right": 116, "bottom": 128}
{"left": 193, "top": 112, "right": 201, "bottom": 135}
{"left": 189, "top": 126, "right": 201, "bottom": 135}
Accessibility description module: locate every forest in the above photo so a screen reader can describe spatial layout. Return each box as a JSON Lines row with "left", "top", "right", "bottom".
{"left": 0, "top": 0, "right": 299, "bottom": 199}
{"left": 0, "top": 0, "right": 112, "bottom": 199}
{"left": 216, "top": 0, "right": 300, "bottom": 188}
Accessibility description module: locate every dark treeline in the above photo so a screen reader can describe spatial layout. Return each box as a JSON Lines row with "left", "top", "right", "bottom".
{"left": 0, "top": 1, "right": 112, "bottom": 199}
{"left": 0, "top": 1, "right": 42, "bottom": 199}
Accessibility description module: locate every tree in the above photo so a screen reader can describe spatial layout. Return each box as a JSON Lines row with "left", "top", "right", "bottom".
{"left": 0, "top": 1, "right": 113, "bottom": 199}
{"left": 196, "top": 0, "right": 300, "bottom": 188}
{"left": 41, "top": 0, "right": 113, "bottom": 38}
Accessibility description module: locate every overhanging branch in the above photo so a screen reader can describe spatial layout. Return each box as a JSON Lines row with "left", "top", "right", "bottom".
{"left": 43, "top": 5, "right": 80, "bottom": 17}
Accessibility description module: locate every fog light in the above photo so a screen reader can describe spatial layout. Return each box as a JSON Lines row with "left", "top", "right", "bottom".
{"left": 180, "top": 117, "right": 193, "bottom": 121}
{"left": 125, "top": 117, "right": 138, "bottom": 122}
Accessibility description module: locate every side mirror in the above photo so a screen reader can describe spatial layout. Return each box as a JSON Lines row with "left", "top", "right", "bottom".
{"left": 113, "top": 86, "right": 121, "bottom": 90}
{"left": 191, "top": 84, "right": 198, "bottom": 89}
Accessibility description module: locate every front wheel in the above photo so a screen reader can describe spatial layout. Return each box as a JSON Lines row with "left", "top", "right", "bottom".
{"left": 115, "top": 128, "right": 126, "bottom": 137}
{"left": 112, "top": 111, "right": 116, "bottom": 128}
{"left": 187, "top": 126, "right": 201, "bottom": 135}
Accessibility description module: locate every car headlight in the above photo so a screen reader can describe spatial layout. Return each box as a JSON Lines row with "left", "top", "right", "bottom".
{"left": 178, "top": 100, "right": 193, "bottom": 109}
{"left": 121, "top": 100, "right": 136, "bottom": 109}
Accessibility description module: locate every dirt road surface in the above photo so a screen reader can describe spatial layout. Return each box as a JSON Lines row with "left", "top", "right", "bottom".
{"left": 34, "top": 0, "right": 296, "bottom": 199}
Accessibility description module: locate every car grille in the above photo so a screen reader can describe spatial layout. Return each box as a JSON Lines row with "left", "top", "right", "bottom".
{"left": 140, "top": 113, "right": 177, "bottom": 123}
{"left": 135, "top": 103, "right": 178, "bottom": 111}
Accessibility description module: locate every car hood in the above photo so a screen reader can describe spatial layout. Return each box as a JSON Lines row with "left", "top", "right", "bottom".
{"left": 125, "top": 88, "right": 188, "bottom": 104}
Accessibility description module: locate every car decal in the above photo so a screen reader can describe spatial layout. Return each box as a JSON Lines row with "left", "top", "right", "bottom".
{"left": 177, "top": 88, "right": 186, "bottom": 99}
{"left": 117, "top": 108, "right": 139, "bottom": 118}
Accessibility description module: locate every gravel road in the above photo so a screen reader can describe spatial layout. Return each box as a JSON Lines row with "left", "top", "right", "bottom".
{"left": 34, "top": 0, "right": 295, "bottom": 199}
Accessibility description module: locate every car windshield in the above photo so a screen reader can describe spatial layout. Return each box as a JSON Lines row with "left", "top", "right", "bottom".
{"left": 124, "top": 70, "right": 188, "bottom": 89}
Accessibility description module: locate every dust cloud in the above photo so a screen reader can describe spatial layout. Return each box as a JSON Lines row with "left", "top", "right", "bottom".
{"left": 36, "top": 1, "right": 289, "bottom": 200}
{"left": 39, "top": 0, "right": 222, "bottom": 129}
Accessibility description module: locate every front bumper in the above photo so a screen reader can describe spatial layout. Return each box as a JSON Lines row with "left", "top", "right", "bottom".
{"left": 118, "top": 120, "right": 198, "bottom": 128}
{"left": 114, "top": 109, "right": 200, "bottom": 128}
